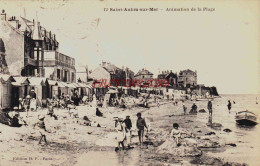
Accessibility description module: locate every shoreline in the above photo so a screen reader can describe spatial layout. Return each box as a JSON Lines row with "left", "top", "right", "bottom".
{"left": 0, "top": 98, "right": 251, "bottom": 165}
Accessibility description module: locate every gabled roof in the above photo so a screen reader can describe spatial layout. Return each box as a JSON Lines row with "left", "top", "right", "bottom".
{"left": 13, "top": 76, "right": 30, "bottom": 85}
{"left": 48, "top": 80, "right": 58, "bottom": 86}
{"left": 103, "top": 64, "right": 121, "bottom": 74}
{"left": 28, "top": 77, "right": 47, "bottom": 86}
{"left": 0, "top": 74, "right": 15, "bottom": 82}
{"left": 165, "top": 72, "right": 177, "bottom": 79}
{"left": 180, "top": 69, "right": 196, "bottom": 73}
{"left": 32, "top": 21, "right": 42, "bottom": 40}
{"left": 135, "top": 69, "right": 153, "bottom": 77}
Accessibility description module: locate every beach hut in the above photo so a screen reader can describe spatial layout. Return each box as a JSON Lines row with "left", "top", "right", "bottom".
{"left": 27, "top": 77, "right": 50, "bottom": 106}
{"left": 12, "top": 77, "right": 30, "bottom": 107}
{"left": 48, "top": 80, "right": 58, "bottom": 99}
{"left": 57, "top": 81, "right": 68, "bottom": 97}
{"left": 0, "top": 74, "right": 15, "bottom": 109}
{"left": 67, "top": 83, "right": 77, "bottom": 96}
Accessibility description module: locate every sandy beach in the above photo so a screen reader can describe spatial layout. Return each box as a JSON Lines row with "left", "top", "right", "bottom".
{"left": 0, "top": 95, "right": 259, "bottom": 166}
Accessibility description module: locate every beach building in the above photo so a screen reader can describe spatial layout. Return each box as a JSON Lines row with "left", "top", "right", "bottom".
{"left": 178, "top": 69, "right": 197, "bottom": 88}
{"left": 157, "top": 70, "right": 178, "bottom": 87}
{"left": 89, "top": 62, "right": 126, "bottom": 98}
{"left": 0, "top": 74, "right": 15, "bottom": 109}
{"left": 0, "top": 10, "right": 76, "bottom": 82}
{"left": 134, "top": 68, "right": 153, "bottom": 81}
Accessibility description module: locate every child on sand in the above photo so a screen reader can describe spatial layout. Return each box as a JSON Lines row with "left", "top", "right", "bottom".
{"left": 34, "top": 115, "right": 48, "bottom": 145}
{"left": 170, "top": 123, "right": 182, "bottom": 146}
{"left": 170, "top": 123, "right": 193, "bottom": 147}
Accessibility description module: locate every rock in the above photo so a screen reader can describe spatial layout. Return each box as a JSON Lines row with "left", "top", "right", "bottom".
{"left": 199, "top": 109, "right": 206, "bottom": 113}
{"left": 197, "top": 139, "right": 220, "bottom": 148}
{"left": 226, "top": 143, "right": 236, "bottom": 147}
{"left": 197, "top": 130, "right": 202, "bottom": 133}
{"left": 97, "top": 124, "right": 101, "bottom": 127}
{"left": 205, "top": 132, "right": 216, "bottom": 135}
{"left": 223, "top": 128, "right": 232, "bottom": 132}
{"left": 207, "top": 123, "right": 222, "bottom": 130}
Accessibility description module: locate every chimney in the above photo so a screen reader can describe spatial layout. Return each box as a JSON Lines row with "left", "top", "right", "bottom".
{"left": 1, "top": 10, "right": 6, "bottom": 20}
{"left": 102, "top": 61, "right": 106, "bottom": 67}
{"left": 8, "top": 16, "right": 20, "bottom": 29}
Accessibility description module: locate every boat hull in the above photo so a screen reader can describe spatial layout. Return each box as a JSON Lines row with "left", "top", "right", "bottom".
{"left": 236, "top": 119, "right": 257, "bottom": 126}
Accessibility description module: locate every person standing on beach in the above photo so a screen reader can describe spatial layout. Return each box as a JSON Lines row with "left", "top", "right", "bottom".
{"left": 207, "top": 100, "right": 213, "bottom": 116}
{"left": 136, "top": 112, "right": 148, "bottom": 146}
{"left": 124, "top": 115, "right": 132, "bottom": 146}
{"left": 227, "top": 100, "right": 232, "bottom": 113}
{"left": 182, "top": 102, "right": 187, "bottom": 115}
{"left": 115, "top": 118, "right": 126, "bottom": 151}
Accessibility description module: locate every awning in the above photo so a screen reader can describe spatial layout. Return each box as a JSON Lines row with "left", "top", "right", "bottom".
{"left": 67, "top": 83, "right": 76, "bottom": 88}
{"left": 57, "top": 81, "right": 67, "bottom": 88}
{"left": 0, "top": 74, "right": 15, "bottom": 82}
{"left": 72, "top": 83, "right": 81, "bottom": 88}
{"left": 48, "top": 80, "right": 58, "bottom": 86}
{"left": 28, "top": 77, "right": 46, "bottom": 86}
{"left": 11, "top": 82, "right": 22, "bottom": 86}
{"left": 106, "top": 89, "right": 119, "bottom": 94}
{"left": 131, "top": 87, "right": 139, "bottom": 90}
{"left": 77, "top": 82, "right": 88, "bottom": 88}
{"left": 13, "top": 77, "right": 30, "bottom": 85}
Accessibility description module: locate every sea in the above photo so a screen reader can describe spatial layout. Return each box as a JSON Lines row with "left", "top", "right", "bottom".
{"left": 75, "top": 94, "right": 260, "bottom": 166}
{"left": 205, "top": 94, "right": 260, "bottom": 166}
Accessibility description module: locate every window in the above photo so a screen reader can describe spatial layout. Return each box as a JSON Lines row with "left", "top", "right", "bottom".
{"left": 71, "top": 72, "right": 75, "bottom": 82}
{"left": 57, "top": 69, "right": 60, "bottom": 79}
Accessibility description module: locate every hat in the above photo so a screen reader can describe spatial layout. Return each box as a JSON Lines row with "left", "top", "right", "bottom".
{"left": 26, "top": 95, "right": 31, "bottom": 99}
{"left": 19, "top": 98, "right": 23, "bottom": 101}
{"left": 13, "top": 107, "right": 18, "bottom": 110}
{"left": 126, "top": 115, "right": 130, "bottom": 118}
{"left": 118, "top": 118, "right": 124, "bottom": 122}
{"left": 31, "top": 89, "right": 35, "bottom": 92}
{"left": 38, "top": 115, "right": 45, "bottom": 120}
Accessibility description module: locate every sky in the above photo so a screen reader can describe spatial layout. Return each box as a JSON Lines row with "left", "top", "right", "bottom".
{"left": 0, "top": 0, "right": 259, "bottom": 94}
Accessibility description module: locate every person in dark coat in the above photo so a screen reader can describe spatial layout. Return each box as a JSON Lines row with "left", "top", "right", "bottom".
{"left": 227, "top": 100, "right": 232, "bottom": 113}
{"left": 207, "top": 100, "right": 213, "bottom": 116}
{"left": 190, "top": 102, "right": 198, "bottom": 114}
{"left": 96, "top": 107, "right": 103, "bottom": 117}
{"left": 124, "top": 115, "right": 132, "bottom": 131}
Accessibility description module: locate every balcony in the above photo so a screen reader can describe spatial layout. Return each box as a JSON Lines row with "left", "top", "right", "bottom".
{"left": 24, "top": 56, "right": 37, "bottom": 66}
{"left": 43, "top": 50, "right": 75, "bottom": 70}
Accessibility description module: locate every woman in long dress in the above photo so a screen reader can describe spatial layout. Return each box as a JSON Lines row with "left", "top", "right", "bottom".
{"left": 30, "top": 97, "right": 37, "bottom": 111}
{"left": 115, "top": 118, "right": 126, "bottom": 151}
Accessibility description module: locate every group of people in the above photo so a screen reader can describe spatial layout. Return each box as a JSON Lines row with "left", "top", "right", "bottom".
{"left": 114, "top": 112, "right": 148, "bottom": 151}
{"left": 18, "top": 89, "right": 38, "bottom": 117}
